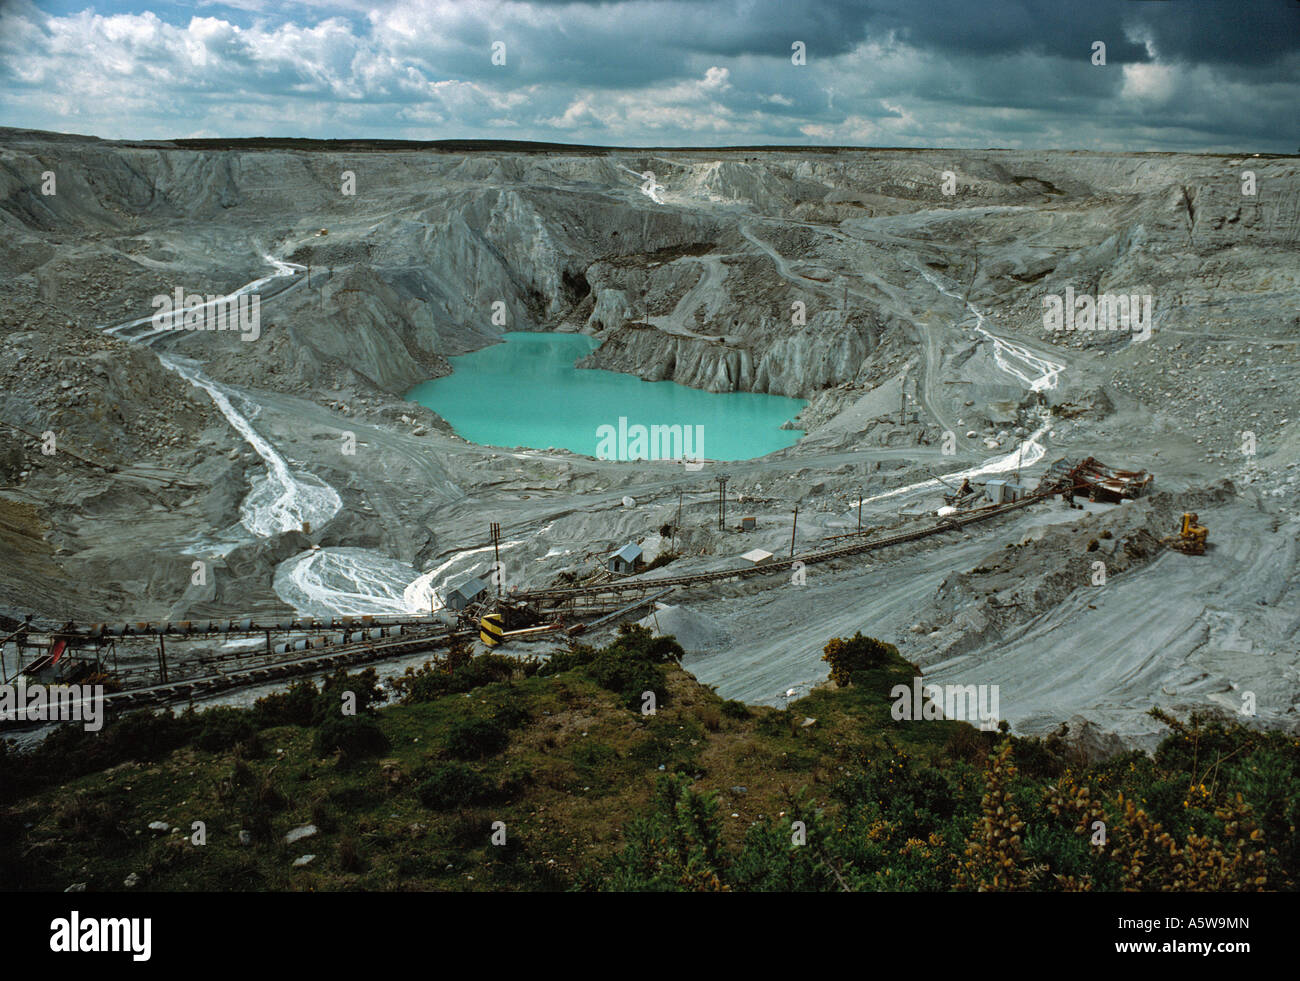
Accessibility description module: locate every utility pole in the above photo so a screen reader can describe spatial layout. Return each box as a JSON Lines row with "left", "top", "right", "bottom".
{"left": 790, "top": 506, "right": 799, "bottom": 557}
{"left": 899, "top": 371, "right": 908, "bottom": 427}
{"left": 672, "top": 488, "right": 683, "bottom": 554}
{"left": 715, "top": 474, "right": 730, "bottom": 531}
{"left": 857, "top": 489, "right": 863, "bottom": 535}
{"left": 490, "top": 522, "right": 501, "bottom": 596}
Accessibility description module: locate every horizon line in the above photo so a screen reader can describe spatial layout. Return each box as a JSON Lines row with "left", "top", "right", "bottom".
{"left": 1, "top": 127, "right": 1293, "bottom": 158}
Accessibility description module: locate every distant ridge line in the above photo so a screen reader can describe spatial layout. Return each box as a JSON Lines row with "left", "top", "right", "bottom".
{"left": 0, "top": 128, "right": 1293, "bottom": 158}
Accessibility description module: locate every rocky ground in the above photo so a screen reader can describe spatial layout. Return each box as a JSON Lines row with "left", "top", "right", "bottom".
{"left": 1, "top": 128, "right": 1297, "bottom": 750}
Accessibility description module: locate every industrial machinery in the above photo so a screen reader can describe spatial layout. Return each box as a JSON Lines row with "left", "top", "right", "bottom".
{"left": 1164, "top": 512, "right": 1208, "bottom": 555}
{"left": 943, "top": 477, "right": 980, "bottom": 508}
{"left": 1039, "top": 456, "right": 1153, "bottom": 502}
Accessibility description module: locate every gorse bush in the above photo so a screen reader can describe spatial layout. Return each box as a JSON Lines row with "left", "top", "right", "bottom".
{"left": 586, "top": 652, "right": 667, "bottom": 712}
{"left": 195, "top": 707, "right": 258, "bottom": 752}
{"left": 254, "top": 667, "right": 387, "bottom": 728}
{"left": 720, "top": 700, "right": 750, "bottom": 720}
{"left": 491, "top": 702, "right": 531, "bottom": 730}
{"left": 446, "top": 719, "right": 509, "bottom": 760}
{"left": 821, "top": 632, "right": 897, "bottom": 687}
{"left": 390, "top": 650, "right": 526, "bottom": 704}
{"left": 417, "top": 763, "right": 492, "bottom": 810}
{"left": 587, "top": 775, "right": 729, "bottom": 892}
{"left": 251, "top": 680, "right": 319, "bottom": 728}
{"left": 541, "top": 624, "right": 684, "bottom": 676}
{"left": 728, "top": 802, "right": 841, "bottom": 892}
{"left": 605, "top": 623, "right": 685, "bottom": 665}
{"left": 540, "top": 624, "right": 685, "bottom": 711}
{"left": 594, "top": 712, "right": 1297, "bottom": 892}
{"left": 313, "top": 715, "right": 390, "bottom": 762}
{"left": 1, "top": 708, "right": 202, "bottom": 802}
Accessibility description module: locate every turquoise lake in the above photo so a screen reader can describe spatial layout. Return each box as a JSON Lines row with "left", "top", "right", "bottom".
{"left": 405, "top": 332, "right": 806, "bottom": 461}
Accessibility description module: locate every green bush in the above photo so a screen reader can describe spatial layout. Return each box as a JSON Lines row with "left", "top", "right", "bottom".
{"left": 720, "top": 700, "right": 750, "bottom": 720}
{"left": 392, "top": 654, "right": 524, "bottom": 704}
{"left": 605, "top": 623, "right": 685, "bottom": 665}
{"left": 539, "top": 627, "right": 678, "bottom": 712}
{"left": 585, "top": 775, "right": 727, "bottom": 891}
{"left": 585, "top": 651, "right": 667, "bottom": 712}
{"left": 452, "top": 654, "right": 518, "bottom": 689}
{"left": 822, "top": 632, "right": 897, "bottom": 687}
{"left": 446, "top": 719, "right": 509, "bottom": 760}
{"left": 540, "top": 625, "right": 684, "bottom": 679}
{"left": 195, "top": 707, "right": 258, "bottom": 752}
{"left": 729, "top": 812, "right": 838, "bottom": 892}
{"left": 0, "top": 709, "right": 200, "bottom": 804}
{"left": 253, "top": 680, "right": 323, "bottom": 728}
{"left": 108, "top": 709, "right": 200, "bottom": 762}
{"left": 831, "top": 752, "right": 960, "bottom": 841}
{"left": 417, "top": 763, "right": 492, "bottom": 809}
{"left": 536, "top": 642, "right": 598, "bottom": 677}
{"left": 313, "top": 715, "right": 390, "bottom": 761}
{"left": 491, "top": 702, "right": 531, "bottom": 730}
{"left": 320, "top": 667, "right": 387, "bottom": 717}
{"left": 254, "top": 668, "right": 387, "bottom": 729}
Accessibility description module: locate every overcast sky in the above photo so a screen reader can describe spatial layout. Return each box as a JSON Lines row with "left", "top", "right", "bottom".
{"left": 0, "top": 0, "right": 1296, "bottom": 151}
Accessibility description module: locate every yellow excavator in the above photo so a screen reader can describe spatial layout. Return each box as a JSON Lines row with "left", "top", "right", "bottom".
{"left": 1164, "top": 512, "right": 1208, "bottom": 555}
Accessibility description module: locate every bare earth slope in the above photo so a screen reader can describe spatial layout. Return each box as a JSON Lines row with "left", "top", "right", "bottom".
{"left": 1, "top": 130, "right": 1297, "bottom": 749}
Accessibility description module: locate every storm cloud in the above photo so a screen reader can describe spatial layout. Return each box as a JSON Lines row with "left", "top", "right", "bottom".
{"left": 0, "top": 0, "right": 1295, "bottom": 149}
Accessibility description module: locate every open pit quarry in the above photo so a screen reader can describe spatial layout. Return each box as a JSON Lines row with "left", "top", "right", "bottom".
{"left": 1, "top": 128, "right": 1298, "bottom": 754}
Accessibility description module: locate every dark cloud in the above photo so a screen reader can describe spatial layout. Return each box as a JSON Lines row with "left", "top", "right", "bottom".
{"left": 455, "top": 0, "right": 1297, "bottom": 70}
{"left": 0, "top": 0, "right": 1295, "bottom": 150}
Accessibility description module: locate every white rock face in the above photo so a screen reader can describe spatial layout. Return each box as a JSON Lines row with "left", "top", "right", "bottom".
{"left": 3, "top": 134, "right": 1297, "bottom": 752}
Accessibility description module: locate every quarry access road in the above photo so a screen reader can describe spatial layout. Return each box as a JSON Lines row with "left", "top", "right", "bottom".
{"left": 738, "top": 221, "right": 916, "bottom": 324}
{"left": 922, "top": 500, "right": 1300, "bottom": 749}
{"left": 678, "top": 498, "right": 1091, "bottom": 705}
{"left": 646, "top": 255, "right": 729, "bottom": 339}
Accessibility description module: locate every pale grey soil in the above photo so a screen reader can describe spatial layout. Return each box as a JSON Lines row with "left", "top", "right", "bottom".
{"left": 1, "top": 129, "right": 1298, "bottom": 748}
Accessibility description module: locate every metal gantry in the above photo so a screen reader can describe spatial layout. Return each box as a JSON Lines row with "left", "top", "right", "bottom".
{"left": 4, "top": 485, "right": 1076, "bottom": 720}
